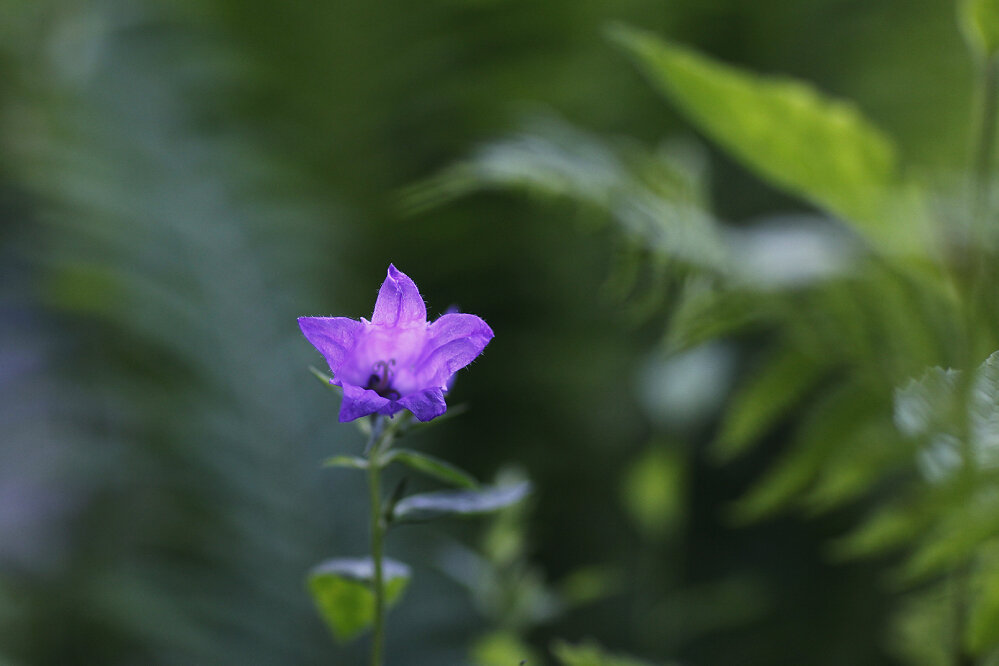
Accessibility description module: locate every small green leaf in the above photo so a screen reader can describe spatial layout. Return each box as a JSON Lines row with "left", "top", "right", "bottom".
{"left": 608, "top": 25, "right": 908, "bottom": 247}
{"left": 392, "top": 482, "right": 531, "bottom": 523}
{"left": 308, "top": 366, "right": 372, "bottom": 436}
{"left": 308, "top": 365, "right": 342, "bottom": 394}
{"left": 382, "top": 449, "right": 478, "bottom": 489}
{"left": 961, "top": 0, "right": 999, "bottom": 57}
{"left": 322, "top": 455, "right": 368, "bottom": 470}
{"left": 307, "top": 557, "right": 411, "bottom": 643}
{"left": 552, "top": 639, "right": 660, "bottom": 666}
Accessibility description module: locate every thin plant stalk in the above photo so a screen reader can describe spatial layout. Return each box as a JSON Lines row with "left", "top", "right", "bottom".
{"left": 368, "top": 455, "right": 385, "bottom": 666}
{"left": 952, "top": 51, "right": 999, "bottom": 666}
{"left": 366, "top": 416, "right": 390, "bottom": 666}
{"left": 967, "top": 53, "right": 999, "bottom": 350}
{"left": 973, "top": 55, "right": 999, "bottom": 217}
{"left": 363, "top": 414, "right": 407, "bottom": 666}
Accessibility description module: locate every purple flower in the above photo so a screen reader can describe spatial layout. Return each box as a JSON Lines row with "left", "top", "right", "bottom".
{"left": 299, "top": 265, "right": 494, "bottom": 422}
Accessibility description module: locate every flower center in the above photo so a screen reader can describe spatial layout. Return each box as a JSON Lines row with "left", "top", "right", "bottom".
{"left": 366, "top": 359, "right": 401, "bottom": 400}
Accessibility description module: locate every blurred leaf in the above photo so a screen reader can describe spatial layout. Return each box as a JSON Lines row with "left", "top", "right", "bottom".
{"left": 322, "top": 455, "right": 368, "bottom": 470}
{"left": 832, "top": 500, "right": 934, "bottom": 561}
{"left": 961, "top": 0, "right": 999, "bottom": 57}
{"left": 713, "top": 345, "right": 829, "bottom": 461}
{"left": 557, "top": 566, "right": 623, "bottom": 608}
{"left": 471, "top": 631, "right": 544, "bottom": 666}
{"left": 620, "top": 446, "right": 685, "bottom": 540}
{"left": 608, "top": 25, "right": 905, "bottom": 244}
{"left": 733, "top": 378, "right": 898, "bottom": 520}
{"left": 307, "top": 557, "right": 411, "bottom": 643}
{"left": 900, "top": 487, "right": 999, "bottom": 582}
{"left": 665, "top": 278, "right": 764, "bottom": 353}
{"left": 802, "top": 418, "right": 904, "bottom": 513}
{"left": 406, "top": 114, "right": 729, "bottom": 272}
{"left": 382, "top": 448, "right": 478, "bottom": 489}
{"left": 970, "top": 350, "right": 999, "bottom": 469}
{"left": 888, "top": 583, "right": 955, "bottom": 666}
{"left": 392, "top": 482, "right": 531, "bottom": 523}
{"left": 551, "top": 639, "right": 660, "bottom": 666}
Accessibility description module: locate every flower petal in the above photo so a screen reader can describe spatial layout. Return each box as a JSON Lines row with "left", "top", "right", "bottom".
{"left": 421, "top": 313, "right": 494, "bottom": 386}
{"left": 371, "top": 265, "right": 427, "bottom": 328}
{"left": 298, "top": 317, "right": 364, "bottom": 374}
{"left": 339, "top": 383, "right": 391, "bottom": 422}
{"left": 399, "top": 387, "right": 447, "bottom": 422}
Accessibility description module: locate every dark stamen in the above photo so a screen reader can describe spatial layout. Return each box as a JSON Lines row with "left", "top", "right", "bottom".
{"left": 366, "top": 360, "right": 400, "bottom": 400}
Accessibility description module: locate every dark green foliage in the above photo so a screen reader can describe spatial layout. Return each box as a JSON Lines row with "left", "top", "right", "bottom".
{"left": 0, "top": 1, "right": 987, "bottom": 665}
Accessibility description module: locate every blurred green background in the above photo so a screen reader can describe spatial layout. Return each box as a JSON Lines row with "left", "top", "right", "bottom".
{"left": 0, "top": 1, "right": 978, "bottom": 664}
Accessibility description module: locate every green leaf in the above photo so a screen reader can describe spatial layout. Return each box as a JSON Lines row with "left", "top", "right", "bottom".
{"left": 470, "top": 631, "right": 543, "bottom": 666}
{"left": 620, "top": 446, "right": 686, "bottom": 540}
{"left": 665, "top": 282, "right": 766, "bottom": 354}
{"left": 961, "top": 0, "right": 999, "bottom": 57}
{"left": 971, "top": 351, "right": 999, "bottom": 468}
{"left": 308, "top": 365, "right": 342, "bottom": 395}
{"left": 381, "top": 449, "right": 478, "bottom": 489}
{"left": 308, "top": 366, "right": 373, "bottom": 436}
{"left": 322, "top": 455, "right": 368, "bottom": 470}
{"left": 307, "top": 557, "right": 411, "bottom": 643}
{"left": 552, "top": 639, "right": 660, "bottom": 666}
{"left": 713, "top": 345, "right": 828, "bottom": 461}
{"left": 967, "top": 544, "right": 999, "bottom": 654}
{"left": 608, "top": 25, "right": 904, "bottom": 243}
{"left": 392, "top": 482, "right": 531, "bottom": 523}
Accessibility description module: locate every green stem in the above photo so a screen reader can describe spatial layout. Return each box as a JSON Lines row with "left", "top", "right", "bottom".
{"left": 368, "top": 446, "right": 386, "bottom": 666}
{"left": 973, "top": 55, "right": 999, "bottom": 217}
{"left": 950, "top": 54, "right": 999, "bottom": 666}
{"left": 361, "top": 413, "right": 408, "bottom": 666}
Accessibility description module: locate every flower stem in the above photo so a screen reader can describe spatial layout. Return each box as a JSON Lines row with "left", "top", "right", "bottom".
{"left": 364, "top": 414, "right": 407, "bottom": 666}
{"left": 366, "top": 416, "right": 389, "bottom": 666}
{"left": 368, "top": 449, "right": 386, "bottom": 666}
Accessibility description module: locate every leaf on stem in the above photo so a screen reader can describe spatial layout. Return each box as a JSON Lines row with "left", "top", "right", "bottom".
{"left": 391, "top": 482, "right": 531, "bottom": 523}
{"left": 307, "top": 557, "right": 411, "bottom": 643}
{"left": 607, "top": 24, "right": 917, "bottom": 251}
{"left": 308, "top": 365, "right": 342, "bottom": 395}
{"left": 381, "top": 448, "right": 479, "bottom": 489}
{"left": 322, "top": 455, "right": 368, "bottom": 470}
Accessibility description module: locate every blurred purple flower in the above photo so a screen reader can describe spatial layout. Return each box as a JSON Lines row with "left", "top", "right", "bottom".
{"left": 299, "top": 265, "right": 493, "bottom": 422}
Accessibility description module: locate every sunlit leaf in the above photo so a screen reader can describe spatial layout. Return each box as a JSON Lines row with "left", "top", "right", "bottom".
{"left": 831, "top": 501, "right": 931, "bottom": 561}
{"left": 961, "top": 0, "right": 999, "bottom": 57}
{"left": 392, "top": 482, "right": 531, "bottom": 523}
{"left": 620, "top": 446, "right": 685, "bottom": 540}
{"left": 382, "top": 448, "right": 478, "bottom": 489}
{"left": 609, "top": 24, "right": 909, "bottom": 247}
{"left": 551, "top": 639, "right": 660, "bottom": 666}
{"left": 470, "top": 631, "right": 543, "bottom": 666}
{"left": 307, "top": 557, "right": 411, "bottom": 643}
